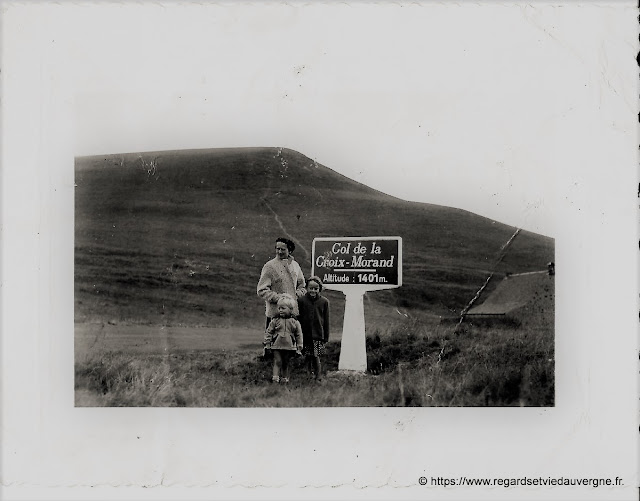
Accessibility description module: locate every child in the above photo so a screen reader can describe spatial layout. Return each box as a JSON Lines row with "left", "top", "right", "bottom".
{"left": 297, "top": 276, "right": 330, "bottom": 381}
{"left": 264, "top": 294, "right": 303, "bottom": 384}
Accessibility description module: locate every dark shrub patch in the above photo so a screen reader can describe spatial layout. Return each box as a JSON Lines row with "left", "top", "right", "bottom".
{"left": 366, "top": 325, "right": 443, "bottom": 374}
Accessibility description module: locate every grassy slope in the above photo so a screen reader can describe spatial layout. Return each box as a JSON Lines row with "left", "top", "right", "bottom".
{"left": 75, "top": 268, "right": 555, "bottom": 407}
{"left": 75, "top": 147, "right": 554, "bottom": 329}
{"left": 75, "top": 316, "right": 554, "bottom": 407}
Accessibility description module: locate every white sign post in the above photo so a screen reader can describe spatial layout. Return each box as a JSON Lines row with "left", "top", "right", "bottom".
{"left": 312, "top": 236, "right": 402, "bottom": 372}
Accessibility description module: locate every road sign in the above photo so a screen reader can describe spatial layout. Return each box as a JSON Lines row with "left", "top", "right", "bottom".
{"left": 312, "top": 237, "right": 402, "bottom": 290}
{"left": 311, "top": 236, "right": 402, "bottom": 371}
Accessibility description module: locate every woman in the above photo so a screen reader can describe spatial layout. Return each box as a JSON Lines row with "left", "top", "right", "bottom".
{"left": 257, "top": 237, "right": 306, "bottom": 330}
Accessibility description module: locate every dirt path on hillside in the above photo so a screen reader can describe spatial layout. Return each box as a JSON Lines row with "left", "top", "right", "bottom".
{"left": 261, "top": 198, "right": 310, "bottom": 262}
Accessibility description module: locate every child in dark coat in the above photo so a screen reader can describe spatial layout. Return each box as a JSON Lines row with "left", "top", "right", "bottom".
{"left": 264, "top": 294, "right": 303, "bottom": 384}
{"left": 297, "top": 276, "right": 330, "bottom": 381}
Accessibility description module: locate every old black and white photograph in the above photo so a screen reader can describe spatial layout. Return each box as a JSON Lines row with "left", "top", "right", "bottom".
{"left": 74, "top": 146, "right": 555, "bottom": 407}
{"left": 69, "top": 5, "right": 564, "bottom": 411}
{"left": 2, "top": 1, "right": 637, "bottom": 500}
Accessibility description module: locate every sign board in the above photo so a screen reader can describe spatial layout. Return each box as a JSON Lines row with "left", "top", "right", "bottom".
{"left": 311, "top": 236, "right": 402, "bottom": 372}
{"left": 312, "top": 236, "right": 402, "bottom": 291}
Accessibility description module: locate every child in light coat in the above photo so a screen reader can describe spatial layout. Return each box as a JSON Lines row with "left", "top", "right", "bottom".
{"left": 264, "top": 294, "right": 303, "bottom": 384}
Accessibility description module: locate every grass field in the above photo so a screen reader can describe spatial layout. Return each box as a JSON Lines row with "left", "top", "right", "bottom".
{"left": 75, "top": 314, "right": 554, "bottom": 407}
{"left": 74, "top": 147, "right": 555, "bottom": 407}
{"left": 75, "top": 278, "right": 554, "bottom": 407}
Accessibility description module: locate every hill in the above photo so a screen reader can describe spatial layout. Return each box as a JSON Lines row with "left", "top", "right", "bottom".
{"left": 74, "top": 147, "right": 554, "bottom": 329}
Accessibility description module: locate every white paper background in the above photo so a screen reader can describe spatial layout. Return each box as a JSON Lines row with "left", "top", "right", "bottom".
{"left": 1, "top": 1, "right": 638, "bottom": 500}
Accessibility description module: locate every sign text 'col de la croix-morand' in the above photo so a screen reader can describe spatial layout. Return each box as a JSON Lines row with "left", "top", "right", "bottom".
{"left": 311, "top": 237, "right": 402, "bottom": 372}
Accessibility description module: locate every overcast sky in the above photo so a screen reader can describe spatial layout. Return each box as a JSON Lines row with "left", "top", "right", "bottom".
{"left": 11, "top": 3, "right": 637, "bottom": 238}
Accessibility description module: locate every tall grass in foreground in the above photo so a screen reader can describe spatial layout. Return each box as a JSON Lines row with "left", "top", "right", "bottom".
{"left": 75, "top": 319, "right": 554, "bottom": 407}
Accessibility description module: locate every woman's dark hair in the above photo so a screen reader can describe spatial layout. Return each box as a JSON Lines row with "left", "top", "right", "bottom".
{"left": 275, "top": 237, "right": 295, "bottom": 253}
